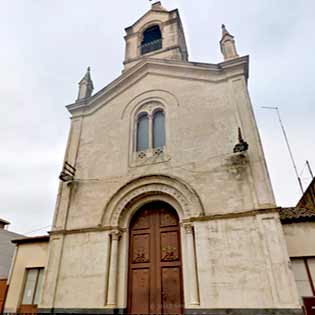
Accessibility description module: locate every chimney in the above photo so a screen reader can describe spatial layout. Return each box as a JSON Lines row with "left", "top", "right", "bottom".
{"left": 0, "top": 218, "right": 10, "bottom": 230}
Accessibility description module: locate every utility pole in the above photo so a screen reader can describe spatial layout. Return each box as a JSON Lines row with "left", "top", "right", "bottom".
{"left": 262, "top": 106, "right": 304, "bottom": 194}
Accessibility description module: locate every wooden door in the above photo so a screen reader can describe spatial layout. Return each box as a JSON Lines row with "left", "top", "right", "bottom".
{"left": 0, "top": 279, "right": 8, "bottom": 313}
{"left": 128, "top": 202, "right": 183, "bottom": 315}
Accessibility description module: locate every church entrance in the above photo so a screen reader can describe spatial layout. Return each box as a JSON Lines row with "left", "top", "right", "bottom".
{"left": 127, "top": 201, "right": 184, "bottom": 315}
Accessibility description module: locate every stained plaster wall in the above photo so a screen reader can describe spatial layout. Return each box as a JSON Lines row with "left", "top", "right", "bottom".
{"left": 40, "top": 59, "right": 297, "bottom": 310}
{"left": 54, "top": 69, "right": 275, "bottom": 231}
{"left": 194, "top": 214, "right": 299, "bottom": 308}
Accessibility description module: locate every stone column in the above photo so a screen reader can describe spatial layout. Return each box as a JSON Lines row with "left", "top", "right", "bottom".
{"left": 148, "top": 113, "right": 153, "bottom": 149}
{"left": 107, "top": 230, "right": 121, "bottom": 307}
{"left": 184, "top": 223, "right": 200, "bottom": 305}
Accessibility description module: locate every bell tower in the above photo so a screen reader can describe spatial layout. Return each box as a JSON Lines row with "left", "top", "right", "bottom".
{"left": 123, "top": 1, "right": 188, "bottom": 70}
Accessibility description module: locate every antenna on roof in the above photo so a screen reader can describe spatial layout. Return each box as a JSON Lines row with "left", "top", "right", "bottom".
{"left": 306, "top": 160, "right": 314, "bottom": 179}
{"left": 262, "top": 106, "right": 304, "bottom": 194}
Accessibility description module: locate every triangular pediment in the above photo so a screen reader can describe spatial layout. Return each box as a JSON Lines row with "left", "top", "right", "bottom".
{"left": 67, "top": 56, "right": 248, "bottom": 117}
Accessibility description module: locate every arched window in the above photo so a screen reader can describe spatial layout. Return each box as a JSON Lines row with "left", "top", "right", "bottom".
{"left": 153, "top": 110, "right": 165, "bottom": 148}
{"left": 136, "top": 113, "right": 149, "bottom": 152}
{"left": 141, "top": 25, "right": 162, "bottom": 55}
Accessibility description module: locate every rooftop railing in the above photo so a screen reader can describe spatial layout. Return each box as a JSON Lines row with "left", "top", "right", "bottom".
{"left": 141, "top": 39, "right": 162, "bottom": 55}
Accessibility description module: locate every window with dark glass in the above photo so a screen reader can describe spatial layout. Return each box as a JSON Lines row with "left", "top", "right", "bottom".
{"left": 136, "top": 113, "right": 149, "bottom": 152}
{"left": 153, "top": 110, "right": 166, "bottom": 148}
{"left": 141, "top": 25, "right": 162, "bottom": 55}
{"left": 21, "top": 268, "right": 44, "bottom": 306}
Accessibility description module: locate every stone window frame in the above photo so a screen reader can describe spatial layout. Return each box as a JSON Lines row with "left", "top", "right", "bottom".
{"left": 130, "top": 101, "right": 170, "bottom": 167}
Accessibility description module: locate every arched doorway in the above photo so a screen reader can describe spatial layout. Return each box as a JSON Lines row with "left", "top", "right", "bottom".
{"left": 127, "top": 201, "right": 184, "bottom": 315}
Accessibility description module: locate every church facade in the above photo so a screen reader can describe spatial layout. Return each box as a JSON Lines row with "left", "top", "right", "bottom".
{"left": 36, "top": 2, "right": 302, "bottom": 314}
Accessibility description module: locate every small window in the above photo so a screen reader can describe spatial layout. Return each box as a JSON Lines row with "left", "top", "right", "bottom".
{"left": 135, "top": 108, "right": 166, "bottom": 154}
{"left": 141, "top": 25, "right": 162, "bottom": 55}
{"left": 21, "top": 268, "right": 44, "bottom": 306}
{"left": 136, "top": 113, "right": 149, "bottom": 152}
{"left": 153, "top": 110, "right": 165, "bottom": 148}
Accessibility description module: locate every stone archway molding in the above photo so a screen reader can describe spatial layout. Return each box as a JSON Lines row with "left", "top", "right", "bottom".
{"left": 100, "top": 174, "right": 204, "bottom": 228}
{"left": 121, "top": 89, "right": 180, "bottom": 119}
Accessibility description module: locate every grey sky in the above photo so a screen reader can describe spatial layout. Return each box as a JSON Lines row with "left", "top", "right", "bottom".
{"left": 1, "top": 0, "right": 314, "bottom": 235}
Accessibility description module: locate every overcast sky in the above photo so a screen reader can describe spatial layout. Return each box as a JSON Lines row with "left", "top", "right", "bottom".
{"left": 1, "top": 0, "right": 314, "bottom": 235}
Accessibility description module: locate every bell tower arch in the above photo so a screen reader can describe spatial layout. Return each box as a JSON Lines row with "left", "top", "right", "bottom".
{"left": 123, "top": 1, "right": 188, "bottom": 70}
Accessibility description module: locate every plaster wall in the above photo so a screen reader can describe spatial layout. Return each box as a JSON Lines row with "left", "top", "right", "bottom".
{"left": 194, "top": 214, "right": 299, "bottom": 308}
{"left": 283, "top": 222, "right": 315, "bottom": 257}
{"left": 4, "top": 242, "right": 48, "bottom": 313}
{"left": 41, "top": 214, "right": 302, "bottom": 310}
{"left": 39, "top": 51, "right": 294, "bottom": 311}
{"left": 53, "top": 232, "right": 110, "bottom": 308}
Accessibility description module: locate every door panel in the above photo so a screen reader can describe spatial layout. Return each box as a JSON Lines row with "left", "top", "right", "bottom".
{"left": 162, "top": 267, "right": 182, "bottom": 315}
{"left": 132, "top": 234, "right": 150, "bottom": 263}
{"left": 128, "top": 202, "right": 183, "bottom": 315}
{"left": 161, "top": 231, "right": 180, "bottom": 262}
{"left": 130, "top": 269, "right": 150, "bottom": 314}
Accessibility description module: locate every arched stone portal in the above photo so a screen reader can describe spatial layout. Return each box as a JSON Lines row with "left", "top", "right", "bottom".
{"left": 102, "top": 175, "right": 202, "bottom": 310}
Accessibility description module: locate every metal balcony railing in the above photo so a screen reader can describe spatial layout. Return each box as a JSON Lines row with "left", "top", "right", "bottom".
{"left": 141, "top": 39, "right": 162, "bottom": 55}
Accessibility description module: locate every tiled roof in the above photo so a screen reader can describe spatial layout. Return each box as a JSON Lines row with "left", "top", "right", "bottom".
{"left": 280, "top": 207, "right": 315, "bottom": 222}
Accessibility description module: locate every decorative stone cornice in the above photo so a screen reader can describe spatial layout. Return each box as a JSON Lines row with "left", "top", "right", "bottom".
{"left": 49, "top": 208, "right": 280, "bottom": 237}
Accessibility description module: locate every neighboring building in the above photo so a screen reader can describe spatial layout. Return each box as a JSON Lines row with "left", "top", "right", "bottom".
{"left": 297, "top": 177, "right": 315, "bottom": 210}
{"left": 281, "top": 206, "right": 315, "bottom": 315}
{"left": 3, "top": 2, "right": 305, "bottom": 315}
{"left": 285, "top": 177, "right": 315, "bottom": 314}
{"left": 0, "top": 219, "right": 23, "bottom": 312}
{"left": 3, "top": 236, "right": 49, "bottom": 314}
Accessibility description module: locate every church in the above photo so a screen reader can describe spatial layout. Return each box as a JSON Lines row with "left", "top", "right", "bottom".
{"left": 4, "top": 2, "right": 311, "bottom": 315}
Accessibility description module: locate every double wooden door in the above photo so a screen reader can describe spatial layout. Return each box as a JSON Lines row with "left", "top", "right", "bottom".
{"left": 128, "top": 202, "right": 183, "bottom": 315}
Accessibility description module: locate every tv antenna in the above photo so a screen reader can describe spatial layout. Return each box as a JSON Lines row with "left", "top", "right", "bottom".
{"left": 262, "top": 106, "right": 304, "bottom": 194}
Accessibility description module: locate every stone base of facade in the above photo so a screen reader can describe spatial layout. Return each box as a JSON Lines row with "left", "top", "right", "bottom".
{"left": 35, "top": 308, "right": 304, "bottom": 315}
